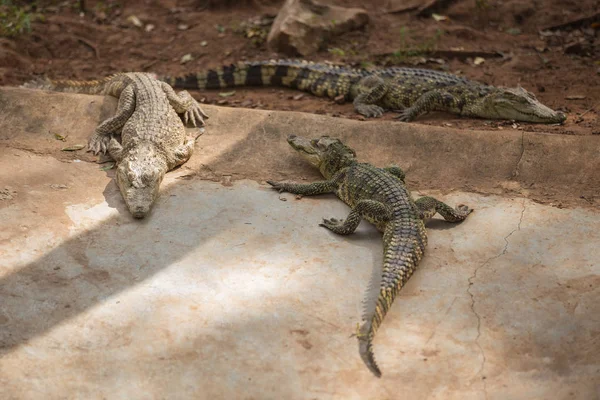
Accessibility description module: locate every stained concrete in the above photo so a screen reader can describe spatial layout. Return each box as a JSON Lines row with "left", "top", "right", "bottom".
{"left": 0, "top": 88, "right": 599, "bottom": 399}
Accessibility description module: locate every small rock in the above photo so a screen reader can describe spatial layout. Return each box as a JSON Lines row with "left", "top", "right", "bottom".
{"left": 221, "top": 175, "right": 233, "bottom": 187}
{"left": 334, "top": 94, "right": 345, "bottom": 104}
{"left": 200, "top": 40, "right": 208, "bottom": 47}
{"left": 474, "top": 57, "right": 485, "bottom": 66}
{"left": 177, "top": 24, "right": 189, "bottom": 31}
{"left": 217, "top": 99, "right": 229, "bottom": 105}
{"left": 180, "top": 53, "right": 194, "bottom": 64}
{"left": 240, "top": 100, "right": 253, "bottom": 107}
{"left": 50, "top": 184, "right": 68, "bottom": 190}
{"left": 293, "top": 94, "right": 304, "bottom": 100}
{"left": 431, "top": 13, "right": 448, "bottom": 22}
{"left": 267, "top": 0, "right": 369, "bottom": 56}
{"left": 145, "top": 24, "right": 155, "bottom": 32}
{"left": 565, "top": 95, "right": 586, "bottom": 100}
{"left": 127, "top": 15, "right": 143, "bottom": 28}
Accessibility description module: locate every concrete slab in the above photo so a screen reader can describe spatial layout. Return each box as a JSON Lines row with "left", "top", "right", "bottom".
{"left": 0, "top": 88, "right": 599, "bottom": 399}
{"left": 1, "top": 154, "right": 599, "bottom": 398}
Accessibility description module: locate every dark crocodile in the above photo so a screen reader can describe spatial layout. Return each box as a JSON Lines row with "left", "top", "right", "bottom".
{"left": 163, "top": 59, "right": 566, "bottom": 124}
{"left": 267, "top": 135, "right": 473, "bottom": 377}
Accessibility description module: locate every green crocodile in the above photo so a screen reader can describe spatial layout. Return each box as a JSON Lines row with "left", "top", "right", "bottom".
{"left": 162, "top": 59, "right": 566, "bottom": 124}
{"left": 267, "top": 135, "right": 473, "bottom": 377}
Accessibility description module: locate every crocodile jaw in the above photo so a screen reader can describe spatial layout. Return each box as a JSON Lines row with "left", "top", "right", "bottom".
{"left": 482, "top": 86, "right": 566, "bottom": 123}
{"left": 287, "top": 135, "right": 357, "bottom": 179}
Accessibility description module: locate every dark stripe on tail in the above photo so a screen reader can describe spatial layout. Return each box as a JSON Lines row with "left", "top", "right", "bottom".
{"left": 289, "top": 66, "right": 309, "bottom": 90}
{"left": 174, "top": 75, "right": 201, "bottom": 89}
{"left": 245, "top": 64, "right": 263, "bottom": 86}
{"left": 163, "top": 60, "right": 368, "bottom": 97}
{"left": 270, "top": 65, "right": 289, "bottom": 86}
{"left": 222, "top": 64, "right": 236, "bottom": 87}
{"left": 205, "top": 70, "right": 221, "bottom": 90}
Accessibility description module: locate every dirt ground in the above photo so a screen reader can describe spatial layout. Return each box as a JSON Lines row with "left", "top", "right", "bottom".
{"left": 1, "top": 0, "right": 598, "bottom": 135}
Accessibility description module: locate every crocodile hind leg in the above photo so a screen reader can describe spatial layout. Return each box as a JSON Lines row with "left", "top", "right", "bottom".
{"left": 88, "top": 85, "right": 135, "bottom": 155}
{"left": 415, "top": 196, "right": 472, "bottom": 222}
{"left": 320, "top": 199, "right": 392, "bottom": 235}
{"left": 160, "top": 82, "right": 208, "bottom": 127}
{"left": 266, "top": 180, "right": 337, "bottom": 196}
{"left": 395, "top": 89, "right": 459, "bottom": 122}
{"left": 353, "top": 75, "right": 389, "bottom": 118}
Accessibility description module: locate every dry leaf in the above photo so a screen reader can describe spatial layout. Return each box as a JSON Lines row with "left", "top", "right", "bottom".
{"left": 100, "top": 163, "right": 115, "bottom": 171}
{"left": 219, "top": 91, "right": 236, "bottom": 97}
{"left": 432, "top": 13, "right": 449, "bottom": 22}
{"left": 127, "top": 15, "right": 143, "bottom": 28}
{"left": 180, "top": 53, "right": 193, "bottom": 64}
{"left": 61, "top": 145, "right": 85, "bottom": 151}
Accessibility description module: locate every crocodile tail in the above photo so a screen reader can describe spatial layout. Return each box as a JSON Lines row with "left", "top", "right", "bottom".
{"left": 362, "top": 220, "right": 427, "bottom": 377}
{"left": 21, "top": 74, "right": 126, "bottom": 95}
{"left": 163, "top": 59, "right": 366, "bottom": 100}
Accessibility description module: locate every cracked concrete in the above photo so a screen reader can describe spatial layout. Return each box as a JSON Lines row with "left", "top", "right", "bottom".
{"left": 1, "top": 89, "right": 599, "bottom": 399}
{"left": 467, "top": 199, "right": 526, "bottom": 400}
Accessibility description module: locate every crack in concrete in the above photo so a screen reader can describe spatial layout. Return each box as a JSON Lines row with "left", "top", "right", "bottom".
{"left": 512, "top": 131, "right": 526, "bottom": 179}
{"left": 467, "top": 200, "right": 526, "bottom": 400}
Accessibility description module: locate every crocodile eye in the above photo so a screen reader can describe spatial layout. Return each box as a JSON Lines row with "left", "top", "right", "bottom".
{"left": 141, "top": 170, "right": 158, "bottom": 185}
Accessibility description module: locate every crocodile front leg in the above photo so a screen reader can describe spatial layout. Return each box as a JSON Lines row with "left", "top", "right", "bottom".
{"left": 320, "top": 199, "right": 392, "bottom": 235}
{"left": 160, "top": 82, "right": 208, "bottom": 127}
{"left": 353, "top": 75, "right": 389, "bottom": 118}
{"left": 395, "top": 89, "right": 459, "bottom": 122}
{"left": 266, "top": 180, "right": 337, "bottom": 196}
{"left": 415, "top": 196, "right": 472, "bottom": 222}
{"left": 89, "top": 85, "right": 135, "bottom": 155}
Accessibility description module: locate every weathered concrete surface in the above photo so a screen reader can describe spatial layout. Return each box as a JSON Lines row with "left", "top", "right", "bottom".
{"left": 0, "top": 88, "right": 599, "bottom": 399}
{"left": 1, "top": 87, "right": 598, "bottom": 209}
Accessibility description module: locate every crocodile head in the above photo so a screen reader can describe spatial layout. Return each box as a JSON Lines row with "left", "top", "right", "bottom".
{"left": 115, "top": 144, "right": 168, "bottom": 218}
{"left": 477, "top": 86, "right": 566, "bottom": 124}
{"left": 287, "top": 135, "right": 356, "bottom": 179}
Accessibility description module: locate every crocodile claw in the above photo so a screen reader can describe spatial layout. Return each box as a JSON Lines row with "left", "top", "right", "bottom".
{"left": 184, "top": 104, "right": 209, "bottom": 128}
{"left": 355, "top": 104, "right": 384, "bottom": 118}
{"left": 319, "top": 217, "right": 344, "bottom": 229}
{"left": 394, "top": 109, "right": 414, "bottom": 122}
{"left": 87, "top": 133, "right": 111, "bottom": 155}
